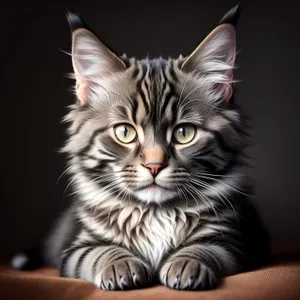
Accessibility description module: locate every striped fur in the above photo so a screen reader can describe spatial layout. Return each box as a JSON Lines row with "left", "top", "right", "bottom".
{"left": 43, "top": 4, "right": 269, "bottom": 291}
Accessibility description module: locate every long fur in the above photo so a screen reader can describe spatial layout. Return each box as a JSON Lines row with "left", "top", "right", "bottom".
{"left": 13, "top": 3, "right": 269, "bottom": 291}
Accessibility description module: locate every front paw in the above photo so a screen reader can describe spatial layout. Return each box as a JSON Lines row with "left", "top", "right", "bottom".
{"left": 96, "top": 257, "right": 152, "bottom": 290}
{"left": 160, "top": 258, "right": 218, "bottom": 290}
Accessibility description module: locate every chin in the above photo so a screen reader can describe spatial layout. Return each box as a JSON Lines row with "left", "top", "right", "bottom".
{"left": 133, "top": 185, "right": 178, "bottom": 204}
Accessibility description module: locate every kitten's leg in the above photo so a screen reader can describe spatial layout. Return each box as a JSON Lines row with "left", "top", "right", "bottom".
{"left": 160, "top": 244, "right": 237, "bottom": 290}
{"left": 61, "top": 244, "right": 152, "bottom": 290}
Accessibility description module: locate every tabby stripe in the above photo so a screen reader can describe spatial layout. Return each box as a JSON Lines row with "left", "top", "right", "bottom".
{"left": 165, "top": 263, "right": 172, "bottom": 285}
{"left": 219, "top": 111, "right": 250, "bottom": 137}
{"left": 60, "top": 245, "right": 91, "bottom": 277}
{"left": 112, "top": 264, "right": 117, "bottom": 286}
{"left": 168, "top": 60, "right": 178, "bottom": 82}
{"left": 108, "top": 254, "right": 133, "bottom": 263}
{"left": 159, "top": 67, "right": 167, "bottom": 99}
{"left": 131, "top": 61, "right": 139, "bottom": 79}
{"left": 210, "top": 130, "right": 238, "bottom": 154}
{"left": 143, "top": 68, "right": 152, "bottom": 103}
{"left": 74, "top": 246, "right": 94, "bottom": 278}
{"left": 91, "top": 247, "right": 116, "bottom": 278}
{"left": 98, "top": 149, "right": 115, "bottom": 158}
{"left": 218, "top": 157, "right": 239, "bottom": 176}
{"left": 160, "top": 69, "right": 174, "bottom": 114}
{"left": 198, "top": 125, "right": 238, "bottom": 154}
{"left": 133, "top": 143, "right": 141, "bottom": 158}
{"left": 84, "top": 162, "right": 111, "bottom": 179}
{"left": 115, "top": 105, "right": 129, "bottom": 120}
{"left": 105, "top": 248, "right": 123, "bottom": 263}
{"left": 200, "top": 248, "right": 222, "bottom": 272}
{"left": 60, "top": 241, "right": 95, "bottom": 275}
{"left": 76, "top": 127, "right": 108, "bottom": 156}
{"left": 179, "top": 261, "right": 188, "bottom": 286}
{"left": 172, "top": 255, "right": 199, "bottom": 260}
{"left": 80, "top": 154, "right": 98, "bottom": 161}
{"left": 195, "top": 159, "right": 218, "bottom": 171}
{"left": 197, "top": 141, "right": 216, "bottom": 157}
{"left": 137, "top": 64, "right": 149, "bottom": 115}
{"left": 131, "top": 98, "right": 138, "bottom": 124}
{"left": 72, "top": 117, "right": 90, "bottom": 136}
{"left": 79, "top": 224, "right": 104, "bottom": 242}
{"left": 125, "top": 262, "right": 133, "bottom": 282}
{"left": 170, "top": 96, "right": 178, "bottom": 125}
{"left": 161, "top": 89, "right": 173, "bottom": 117}
{"left": 139, "top": 85, "right": 150, "bottom": 115}
{"left": 192, "top": 263, "right": 201, "bottom": 289}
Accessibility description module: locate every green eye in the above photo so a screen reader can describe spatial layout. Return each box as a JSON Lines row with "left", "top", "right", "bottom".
{"left": 173, "top": 124, "right": 196, "bottom": 144}
{"left": 114, "top": 124, "right": 137, "bottom": 144}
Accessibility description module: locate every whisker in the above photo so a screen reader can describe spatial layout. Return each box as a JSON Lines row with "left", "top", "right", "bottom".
{"left": 67, "top": 174, "right": 118, "bottom": 196}
{"left": 193, "top": 174, "right": 251, "bottom": 196}
{"left": 63, "top": 175, "right": 79, "bottom": 197}
{"left": 184, "top": 184, "right": 208, "bottom": 215}
{"left": 177, "top": 73, "right": 191, "bottom": 106}
{"left": 56, "top": 165, "right": 72, "bottom": 186}
{"left": 190, "top": 178, "right": 239, "bottom": 220}
{"left": 184, "top": 183, "right": 226, "bottom": 240}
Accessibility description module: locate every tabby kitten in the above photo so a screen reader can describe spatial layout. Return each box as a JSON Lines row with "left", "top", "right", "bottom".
{"left": 42, "top": 3, "right": 268, "bottom": 291}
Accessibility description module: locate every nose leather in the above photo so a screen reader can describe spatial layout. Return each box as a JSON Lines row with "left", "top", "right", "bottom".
{"left": 143, "top": 162, "right": 166, "bottom": 176}
{"left": 141, "top": 145, "right": 167, "bottom": 176}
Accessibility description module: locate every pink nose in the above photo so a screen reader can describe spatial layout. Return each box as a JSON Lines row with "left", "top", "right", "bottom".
{"left": 143, "top": 162, "right": 166, "bottom": 176}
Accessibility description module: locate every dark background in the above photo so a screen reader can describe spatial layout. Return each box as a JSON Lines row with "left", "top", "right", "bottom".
{"left": 1, "top": 0, "right": 300, "bottom": 256}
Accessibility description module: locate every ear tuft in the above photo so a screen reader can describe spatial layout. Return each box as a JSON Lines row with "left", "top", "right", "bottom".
{"left": 66, "top": 11, "right": 89, "bottom": 32}
{"left": 219, "top": 2, "right": 243, "bottom": 27}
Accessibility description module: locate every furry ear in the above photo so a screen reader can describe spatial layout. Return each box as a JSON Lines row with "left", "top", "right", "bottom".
{"left": 181, "top": 3, "right": 241, "bottom": 103}
{"left": 67, "top": 13, "right": 126, "bottom": 105}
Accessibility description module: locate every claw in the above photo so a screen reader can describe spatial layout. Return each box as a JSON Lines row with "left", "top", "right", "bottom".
{"left": 107, "top": 279, "right": 115, "bottom": 290}
{"left": 183, "top": 276, "right": 194, "bottom": 290}
{"left": 133, "top": 273, "right": 138, "bottom": 286}
{"left": 173, "top": 276, "right": 180, "bottom": 289}
{"left": 119, "top": 276, "right": 127, "bottom": 290}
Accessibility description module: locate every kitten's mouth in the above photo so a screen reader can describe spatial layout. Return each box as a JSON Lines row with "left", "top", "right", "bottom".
{"left": 133, "top": 182, "right": 178, "bottom": 203}
{"left": 144, "top": 184, "right": 162, "bottom": 191}
{"left": 134, "top": 183, "right": 165, "bottom": 192}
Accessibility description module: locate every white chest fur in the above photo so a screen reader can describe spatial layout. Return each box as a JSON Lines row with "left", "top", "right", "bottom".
{"left": 79, "top": 202, "right": 202, "bottom": 270}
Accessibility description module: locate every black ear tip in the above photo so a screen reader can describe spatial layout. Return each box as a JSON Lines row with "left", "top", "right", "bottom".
{"left": 219, "top": 2, "right": 243, "bottom": 27}
{"left": 66, "top": 11, "right": 88, "bottom": 32}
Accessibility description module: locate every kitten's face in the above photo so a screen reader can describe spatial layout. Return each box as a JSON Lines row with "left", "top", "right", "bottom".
{"left": 64, "top": 14, "right": 246, "bottom": 205}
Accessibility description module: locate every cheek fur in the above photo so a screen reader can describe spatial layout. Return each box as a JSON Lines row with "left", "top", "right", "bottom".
{"left": 101, "top": 136, "right": 131, "bottom": 159}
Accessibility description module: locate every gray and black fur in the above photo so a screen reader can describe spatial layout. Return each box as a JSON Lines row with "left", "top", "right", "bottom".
{"left": 13, "top": 3, "right": 269, "bottom": 291}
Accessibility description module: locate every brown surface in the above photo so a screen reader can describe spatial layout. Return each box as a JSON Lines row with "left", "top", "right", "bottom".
{"left": 1, "top": 262, "right": 300, "bottom": 300}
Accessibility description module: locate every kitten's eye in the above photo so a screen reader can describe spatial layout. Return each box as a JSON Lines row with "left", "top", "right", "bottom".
{"left": 173, "top": 124, "right": 196, "bottom": 144}
{"left": 114, "top": 124, "right": 137, "bottom": 144}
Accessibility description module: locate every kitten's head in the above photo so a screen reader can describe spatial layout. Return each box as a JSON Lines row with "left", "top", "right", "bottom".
{"left": 63, "top": 4, "right": 248, "bottom": 205}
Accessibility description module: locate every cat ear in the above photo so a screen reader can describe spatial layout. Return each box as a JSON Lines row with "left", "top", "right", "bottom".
{"left": 181, "top": 3, "right": 242, "bottom": 103}
{"left": 67, "top": 12, "right": 126, "bottom": 105}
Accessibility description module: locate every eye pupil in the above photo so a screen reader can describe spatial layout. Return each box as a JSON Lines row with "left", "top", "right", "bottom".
{"left": 124, "top": 127, "right": 128, "bottom": 137}
{"left": 181, "top": 128, "right": 186, "bottom": 137}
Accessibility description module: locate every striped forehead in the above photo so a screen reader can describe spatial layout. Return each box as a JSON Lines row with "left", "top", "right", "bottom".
{"left": 130, "top": 58, "right": 179, "bottom": 129}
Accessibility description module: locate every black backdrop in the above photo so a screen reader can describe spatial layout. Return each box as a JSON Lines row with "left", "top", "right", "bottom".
{"left": 1, "top": 0, "right": 300, "bottom": 256}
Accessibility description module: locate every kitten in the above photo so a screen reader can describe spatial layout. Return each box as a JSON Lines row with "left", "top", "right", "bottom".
{"left": 14, "top": 3, "right": 269, "bottom": 290}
